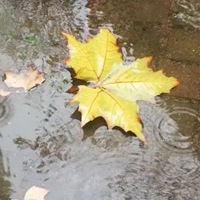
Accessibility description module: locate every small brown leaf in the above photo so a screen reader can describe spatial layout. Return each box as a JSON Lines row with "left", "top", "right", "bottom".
{"left": 67, "top": 85, "right": 79, "bottom": 93}
{"left": 4, "top": 66, "right": 45, "bottom": 90}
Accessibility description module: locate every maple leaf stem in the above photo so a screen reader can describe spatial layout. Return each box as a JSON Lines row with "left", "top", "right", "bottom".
{"left": 88, "top": 81, "right": 100, "bottom": 88}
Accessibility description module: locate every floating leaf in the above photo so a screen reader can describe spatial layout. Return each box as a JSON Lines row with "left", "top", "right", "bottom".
{"left": 24, "top": 186, "right": 49, "bottom": 200}
{"left": 0, "top": 89, "right": 10, "bottom": 96}
{"left": 4, "top": 66, "right": 45, "bottom": 91}
{"left": 63, "top": 29, "right": 179, "bottom": 141}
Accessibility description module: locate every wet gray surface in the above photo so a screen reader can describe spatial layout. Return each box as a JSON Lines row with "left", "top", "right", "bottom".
{"left": 0, "top": 0, "right": 200, "bottom": 199}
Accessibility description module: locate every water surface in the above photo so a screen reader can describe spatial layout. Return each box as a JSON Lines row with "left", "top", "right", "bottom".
{"left": 0, "top": 0, "right": 200, "bottom": 199}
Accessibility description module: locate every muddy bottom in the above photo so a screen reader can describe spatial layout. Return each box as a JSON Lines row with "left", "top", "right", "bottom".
{"left": 0, "top": 0, "right": 200, "bottom": 199}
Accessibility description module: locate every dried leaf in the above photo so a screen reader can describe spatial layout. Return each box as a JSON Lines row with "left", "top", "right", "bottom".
{"left": 0, "top": 89, "right": 10, "bottom": 96}
{"left": 24, "top": 186, "right": 49, "bottom": 200}
{"left": 4, "top": 66, "right": 45, "bottom": 90}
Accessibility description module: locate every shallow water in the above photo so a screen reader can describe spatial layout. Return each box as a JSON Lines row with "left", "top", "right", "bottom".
{"left": 0, "top": 0, "right": 200, "bottom": 199}
{"left": 174, "top": 0, "right": 200, "bottom": 29}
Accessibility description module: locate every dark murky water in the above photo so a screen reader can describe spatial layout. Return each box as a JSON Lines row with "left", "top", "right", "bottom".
{"left": 0, "top": 0, "right": 200, "bottom": 199}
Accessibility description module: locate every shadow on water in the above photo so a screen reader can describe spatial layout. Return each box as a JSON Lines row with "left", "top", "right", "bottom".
{"left": 0, "top": 0, "right": 200, "bottom": 199}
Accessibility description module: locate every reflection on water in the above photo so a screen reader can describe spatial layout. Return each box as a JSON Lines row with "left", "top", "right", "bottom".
{"left": 1, "top": 93, "right": 200, "bottom": 199}
{"left": 0, "top": 0, "right": 89, "bottom": 69}
{"left": 0, "top": 0, "right": 200, "bottom": 199}
{"left": 174, "top": 0, "right": 200, "bottom": 29}
{"left": 0, "top": 149, "right": 11, "bottom": 200}
{"left": 0, "top": 98, "right": 10, "bottom": 124}
{"left": 1, "top": 83, "right": 200, "bottom": 193}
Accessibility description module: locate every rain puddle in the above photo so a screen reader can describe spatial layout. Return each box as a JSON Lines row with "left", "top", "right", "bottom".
{"left": 0, "top": 0, "right": 200, "bottom": 199}
{"left": 173, "top": 0, "right": 200, "bottom": 29}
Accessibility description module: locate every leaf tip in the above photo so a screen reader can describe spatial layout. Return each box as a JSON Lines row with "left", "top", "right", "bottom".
{"left": 146, "top": 56, "right": 153, "bottom": 64}
{"left": 139, "top": 134, "right": 147, "bottom": 144}
{"left": 87, "top": 36, "right": 93, "bottom": 42}
{"left": 60, "top": 59, "right": 67, "bottom": 64}
{"left": 174, "top": 79, "right": 180, "bottom": 86}
{"left": 63, "top": 58, "right": 72, "bottom": 65}
{"left": 100, "top": 28, "right": 111, "bottom": 34}
{"left": 139, "top": 56, "right": 153, "bottom": 66}
{"left": 61, "top": 31, "right": 68, "bottom": 37}
{"left": 62, "top": 32, "right": 76, "bottom": 42}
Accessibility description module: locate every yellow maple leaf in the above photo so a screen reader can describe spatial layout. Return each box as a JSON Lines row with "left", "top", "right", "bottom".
{"left": 63, "top": 29, "right": 179, "bottom": 142}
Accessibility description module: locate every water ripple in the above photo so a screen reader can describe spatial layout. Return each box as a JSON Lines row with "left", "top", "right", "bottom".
{"left": 154, "top": 97, "right": 200, "bottom": 153}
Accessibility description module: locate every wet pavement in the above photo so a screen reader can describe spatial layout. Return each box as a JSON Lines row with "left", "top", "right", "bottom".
{"left": 0, "top": 0, "right": 200, "bottom": 199}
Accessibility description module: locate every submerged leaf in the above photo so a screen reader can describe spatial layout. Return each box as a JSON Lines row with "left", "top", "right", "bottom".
{"left": 63, "top": 29, "right": 179, "bottom": 141}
